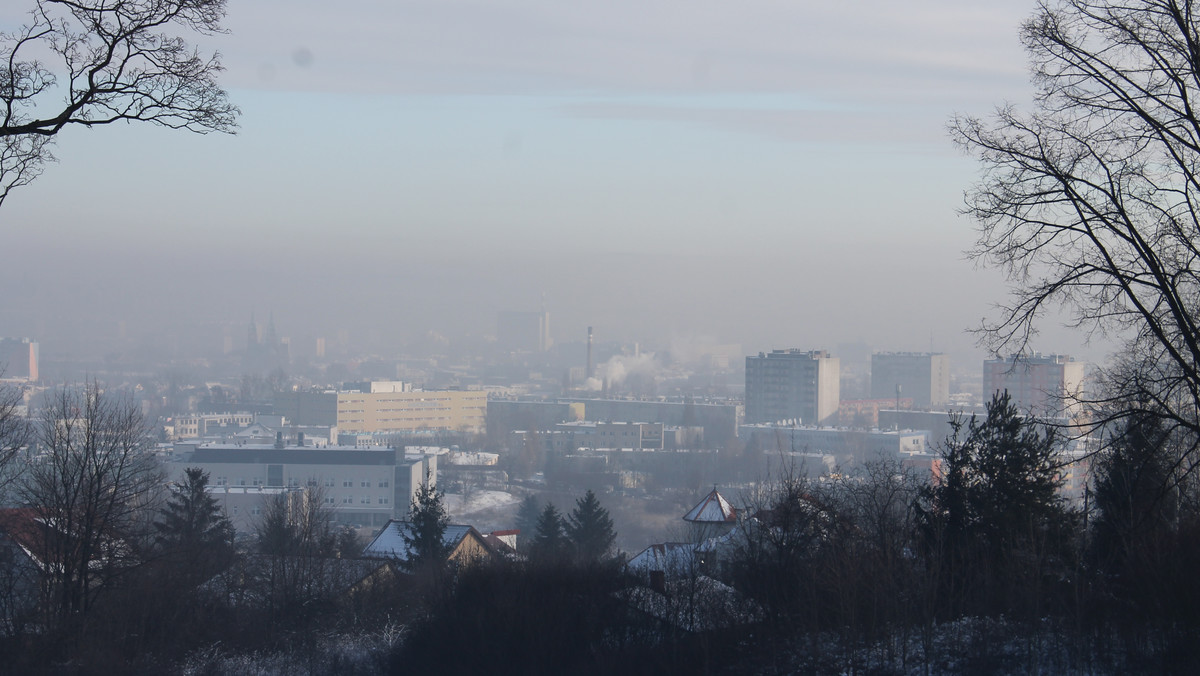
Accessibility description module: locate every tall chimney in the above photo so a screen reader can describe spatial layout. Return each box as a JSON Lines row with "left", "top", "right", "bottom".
{"left": 586, "top": 326, "right": 594, "bottom": 380}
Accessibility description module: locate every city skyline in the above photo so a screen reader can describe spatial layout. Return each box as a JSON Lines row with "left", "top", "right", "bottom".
{"left": 0, "top": 0, "right": 1110, "bottom": 369}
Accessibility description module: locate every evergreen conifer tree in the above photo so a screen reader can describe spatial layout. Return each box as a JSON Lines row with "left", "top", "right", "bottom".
{"left": 515, "top": 494, "right": 542, "bottom": 544}
{"left": 566, "top": 489, "right": 616, "bottom": 562}
{"left": 156, "top": 467, "right": 235, "bottom": 582}
{"left": 403, "top": 476, "right": 451, "bottom": 572}
{"left": 530, "top": 502, "right": 568, "bottom": 562}
{"left": 915, "top": 391, "right": 1068, "bottom": 615}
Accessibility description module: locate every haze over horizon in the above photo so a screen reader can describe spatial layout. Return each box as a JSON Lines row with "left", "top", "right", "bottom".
{"left": 0, "top": 0, "right": 1112, "bottom": 368}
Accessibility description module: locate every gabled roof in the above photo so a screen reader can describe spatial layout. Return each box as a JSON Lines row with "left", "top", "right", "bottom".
{"left": 0, "top": 508, "right": 134, "bottom": 569}
{"left": 233, "top": 423, "right": 274, "bottom": 438}
{"left": 361, "top": 520, "right": 477, "bottom": 561}
{"left": 683, "top": 488, "right": 737, "bottom": 523}
{"left": 0, "top": 508, "right": 51, "bottom": 563}
{"left": 480, "top": 532, "right": 517, "bottom": 557}
{"left": 626, "top": 542, "right": 698, "bottom": 578}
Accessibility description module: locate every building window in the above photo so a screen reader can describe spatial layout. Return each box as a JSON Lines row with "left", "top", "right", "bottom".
{"left": 379, "top": 480, "right": 389, "bottom": 488}
{"left": 324, "top": 478, "right": 334, "bottom": 487}
{"left": 360, "top": 497, "right": 370, "bottom": 504}
{"left": 343, "top": 480, "right": 353, "bottom": 487}
{"left": 253, "top": 479, "right": 262, "bottom": 486}
{"left": 252, "top": 506, "right": 262, "bottom": 516}
{"left": 379, "top": 497, "right": 389, "bottom": 505}
{"left": 325, "top": 497, "right": 335, "bottom": 504}
{"left": 361, "top": 480, "right": 370, "bottom": 487}
{"left": 343, "top": 497, "right": 353, "bottom": 504}
{"left": 238, "top": 479, "right": 246, "bottom": 486}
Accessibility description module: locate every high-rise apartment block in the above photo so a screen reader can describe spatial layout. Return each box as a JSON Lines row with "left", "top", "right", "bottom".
{"left": 870, "top": 352, "right": 950, "bottom": 408}
{"left": 0, "top": 338, "right": 38, "bottom": 381}
{"left": 745, "top": 349, "right": 840, "bottom": 426}
{"left": 983, "top": 353, "right": 1085, "bottom": 418}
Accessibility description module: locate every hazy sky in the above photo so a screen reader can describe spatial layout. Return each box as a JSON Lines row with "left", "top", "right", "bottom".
{"left": 1, "top": 0, "right": 1102, "bottom": 366}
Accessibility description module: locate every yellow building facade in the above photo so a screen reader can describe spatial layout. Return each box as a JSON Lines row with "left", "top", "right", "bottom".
{"left": 336, "top": 390, "right": 487, "bottom": 434}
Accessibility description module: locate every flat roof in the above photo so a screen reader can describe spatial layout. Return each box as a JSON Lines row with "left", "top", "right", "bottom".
{"left": 189, "top": 447, "right": 399, "bottom": 466}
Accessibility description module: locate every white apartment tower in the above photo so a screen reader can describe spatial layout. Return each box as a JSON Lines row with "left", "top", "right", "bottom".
{"left": 745, "top": 349, "right": 840, "bottom": 426}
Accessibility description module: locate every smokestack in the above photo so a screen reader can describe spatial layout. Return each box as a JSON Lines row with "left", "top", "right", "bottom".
{"left": 587, "top": 326, "right": 594, "bottom": 380}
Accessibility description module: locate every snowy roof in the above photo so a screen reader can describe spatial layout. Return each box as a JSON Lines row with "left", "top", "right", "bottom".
{"left": 627, "top": 542, "right": 698, "bottom": 578}
{"left": 361, "top": 520, "right": 474, "bottom": 561}
{"left": 682, "top": 488, "right": 737, "bottom": 523}
{"left": 618, "top": 576, "right": 762, "bottom": 632}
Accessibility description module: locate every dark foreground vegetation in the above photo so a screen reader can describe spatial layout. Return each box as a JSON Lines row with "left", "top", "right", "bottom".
{"left": 2, "top": 387, "right": 1200, "bottom": 675}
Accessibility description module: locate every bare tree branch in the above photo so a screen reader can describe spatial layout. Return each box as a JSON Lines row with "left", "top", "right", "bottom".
{"left": 0, "top": 0, "right": 238, "bottom": 208}
{"left": 954, "top": 0, "right": 1200, "bottom": 457}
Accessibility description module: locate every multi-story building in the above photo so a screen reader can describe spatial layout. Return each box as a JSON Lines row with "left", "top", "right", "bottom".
{"left": 275, "top": 384, "right": 487, "bottom": 434}
{"left": 745, "top": 349, "right": 840, "bottom": 426}
{"left": 0, "top": 338, "right": 38, "bottom": 381}
{"left": 550, "top": 421, "right": 665, "bottom": 451}
{"left": 983, "top": 353, "right": 1086, "bottom": 419}
{"left": 336, "top": 389, "right": 486, "bottom": 434}
{"left": 487, "top": 400, "right": 585, "bottom": 437}
{"left": 739, "top": 423, "right": 927, "bottom": 460}
{"left": 168, "top": 443, "right": 437, "bottom": 530}
{"left": 870, "top": 352, "right": 950, "bottom": 408}
{"left": 171, "top": 412, "right": 256, "bottom": 440}
{"left": 561, "top": 398, "right": 743, "bottom": 444}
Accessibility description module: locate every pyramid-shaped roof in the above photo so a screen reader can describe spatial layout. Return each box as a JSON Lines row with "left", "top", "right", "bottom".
{"left": 682, "top": 488, "right": 737, "bottom": 523}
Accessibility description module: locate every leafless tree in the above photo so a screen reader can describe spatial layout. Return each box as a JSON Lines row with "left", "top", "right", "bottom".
{"left": 17, "top": 382, "right": 162, "bottom": 630}
{"left": 254, "top": 485, "right": 348, "bottom": 622}
{"left": 0, "top": 376, "right": 31, "bottom": 498}
{"left": 952, "top": 0, "right": 1200, "bottom": 455}
{"left": 0, "top": 0, "right": 238, "bottom": 207}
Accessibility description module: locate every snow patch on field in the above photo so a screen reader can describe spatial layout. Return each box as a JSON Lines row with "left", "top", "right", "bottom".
{"left": 444, "top": 490, "right": 521, "bottom": 518}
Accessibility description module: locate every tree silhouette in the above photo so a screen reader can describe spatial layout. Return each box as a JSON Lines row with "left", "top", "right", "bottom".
{"left": 566, "top": 490, "right": 616, "bottom": 562}
{"left": 916, "top": 391, "right": 1068, "bottom": 617}
{"left": 403, "top": 476, "right": 451, "bottom": 573}
{"left": 155, "top": 467, "right": 233, "bottom": 583}
{"left": 952, "top": 0, "right": 1200, "bottom": 469}
{"left": 514, "top": 494, "right": 541, "bottom": 546}
{"left": 18, "top": 382, "right": 162, "bottom": 625}
{"left": 0, "top": 0, "right": 239, "bottom": 207}
{"left": 529, "top": 503, "right": 568, "bottom": 562}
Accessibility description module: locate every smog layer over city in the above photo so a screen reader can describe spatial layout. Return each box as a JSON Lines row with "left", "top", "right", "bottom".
{"left": 1, "top": 0, "right": 1197, "bottom": 674}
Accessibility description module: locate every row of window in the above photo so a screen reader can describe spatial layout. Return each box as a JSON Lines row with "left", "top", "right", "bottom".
{"left": 325, "top": 497, "right": 390, "bottom": 505}
{"left": 214, "top": 477, "right": 390, "bottom": 488}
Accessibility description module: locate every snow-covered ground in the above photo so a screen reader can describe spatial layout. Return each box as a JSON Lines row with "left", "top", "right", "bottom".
{"left": 443, "top": 490, "right": 521, "bottom": 521}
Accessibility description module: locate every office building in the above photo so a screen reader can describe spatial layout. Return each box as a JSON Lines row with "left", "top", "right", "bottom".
{"left": 168, "top": 443, "right": 437, "bottom": 530}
